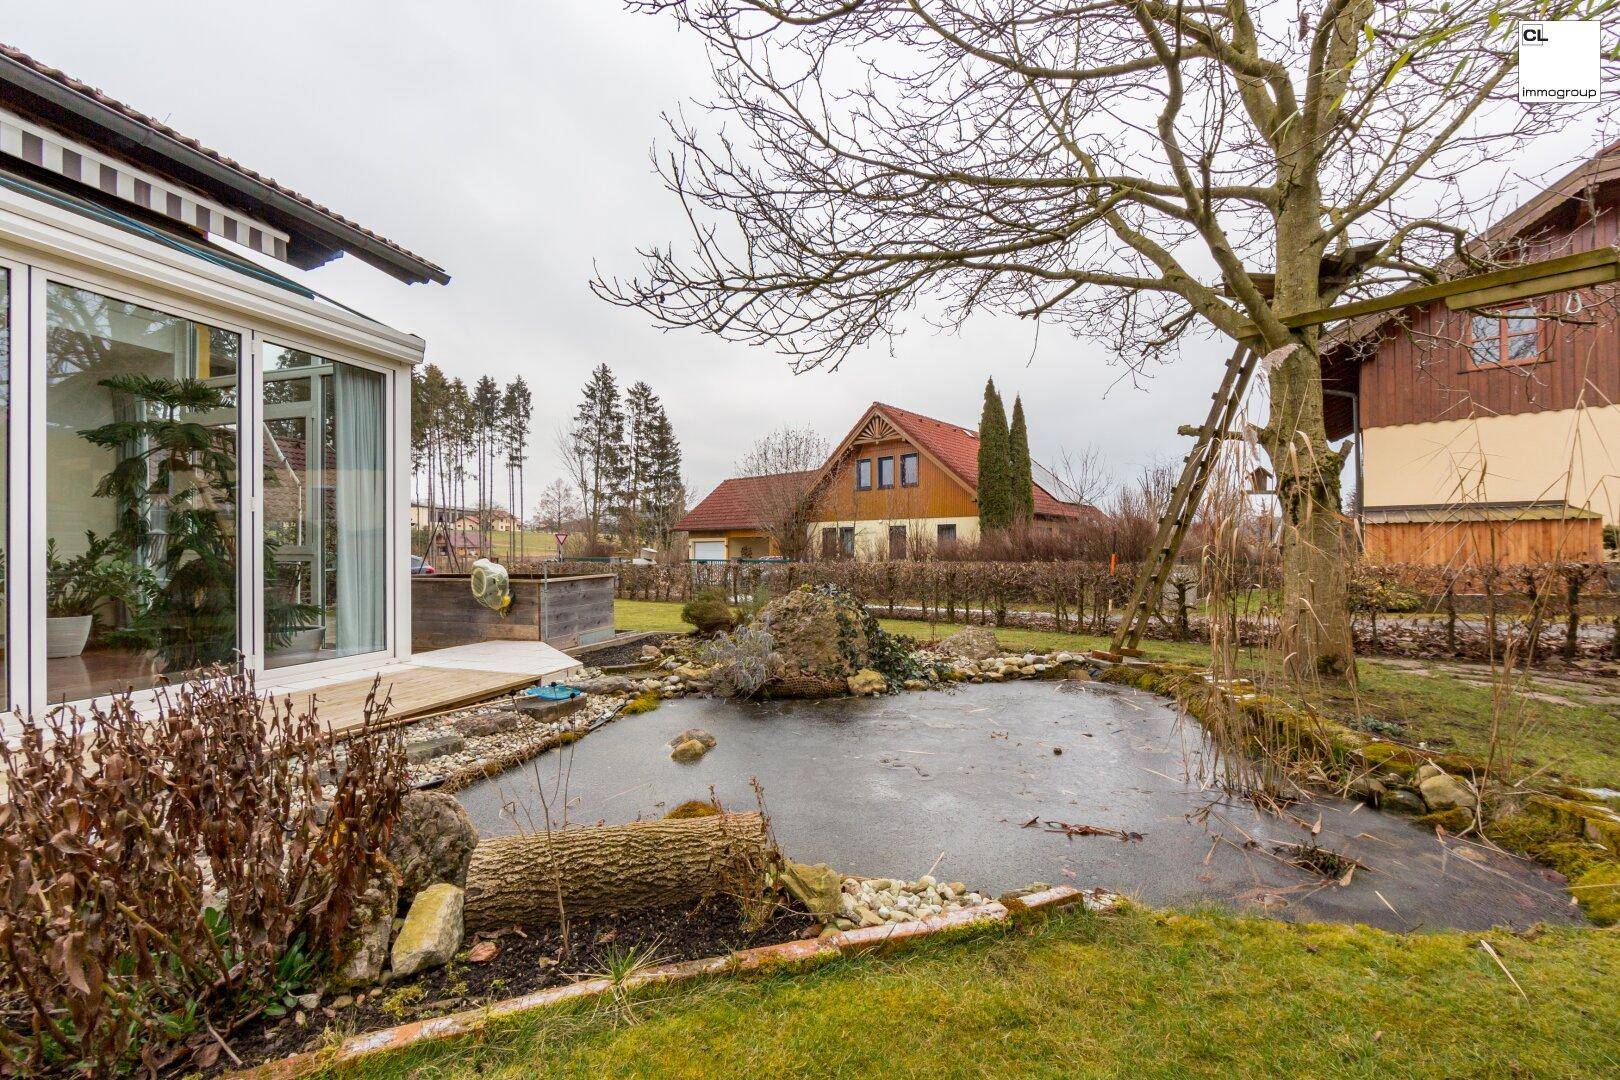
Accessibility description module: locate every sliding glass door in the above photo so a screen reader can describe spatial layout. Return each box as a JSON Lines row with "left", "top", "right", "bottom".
{"left": 262, "top": 344, "right": 387, "bottom": 668}
{"left": 43, "top": 282, "right": 241, "bottom": 701}
{"left": 8, "top": 267, "right": 398, "bottom": 710}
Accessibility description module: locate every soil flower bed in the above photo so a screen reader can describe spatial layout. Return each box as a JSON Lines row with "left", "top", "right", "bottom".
{"left": 222, "top": 897, "right": 816, "bottom": 1072}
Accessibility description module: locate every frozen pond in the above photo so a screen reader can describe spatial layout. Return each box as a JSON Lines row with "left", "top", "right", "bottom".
{"left": 454, "top": 680, "right": 1579, "bottom": 932}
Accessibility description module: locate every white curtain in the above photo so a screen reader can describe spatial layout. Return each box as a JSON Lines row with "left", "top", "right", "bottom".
{"left": 333, "top": 363, "right": 386, "bottom": 655}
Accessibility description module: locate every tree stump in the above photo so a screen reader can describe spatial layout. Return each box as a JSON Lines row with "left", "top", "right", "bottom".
{"left": 462, "top": 811, "right": 775, "bottom": 931}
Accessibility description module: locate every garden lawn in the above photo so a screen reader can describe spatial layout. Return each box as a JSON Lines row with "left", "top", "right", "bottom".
{"left": 321, "top": 905, "right": 1620, "bottom": 1079}
{"left": 613, "top": 600, "right": 1620, "bottom": 788}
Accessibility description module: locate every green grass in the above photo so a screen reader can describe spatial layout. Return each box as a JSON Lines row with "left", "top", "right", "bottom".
{"left": 323, "top": 905, "right": 1620, "bottom": 1079}
{"left": 614, "top": 600, "right": 1620, "bottom": 787}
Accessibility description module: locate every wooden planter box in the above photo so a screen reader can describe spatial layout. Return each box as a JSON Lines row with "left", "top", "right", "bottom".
{"left": 412, "top": 573, "right": 616, "bottom": 651}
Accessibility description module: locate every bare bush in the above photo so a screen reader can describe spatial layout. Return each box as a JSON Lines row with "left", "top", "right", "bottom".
{"left": 0, "top": 670, "right": 405, "bottom": 1074}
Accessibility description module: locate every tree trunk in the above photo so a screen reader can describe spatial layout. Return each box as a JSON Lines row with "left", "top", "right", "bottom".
{"left": 1260, "top": 336, "right": 1354, "bottom": 681}
{"left": 462, "top": 812, "right": 774, "bottom": 932}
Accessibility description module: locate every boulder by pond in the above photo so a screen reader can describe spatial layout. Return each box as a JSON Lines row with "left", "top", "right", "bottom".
{"left": 387, "top": 790, "right": 478, "bottom": 903}
{"left": 754, "top": 585, "right": 876, "bottom": 698}
{"left": 333, "top": 873, "right": 399, "bottom": 990}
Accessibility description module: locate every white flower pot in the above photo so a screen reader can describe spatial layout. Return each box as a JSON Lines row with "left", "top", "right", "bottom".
{"left": 46, "top": 615, "right": 93, "bottom": 659}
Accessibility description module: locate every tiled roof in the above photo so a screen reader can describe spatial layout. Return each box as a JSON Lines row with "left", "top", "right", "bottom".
{"left": 676, "top": 471, "right": 816, "bottom": 532}
{"left": 0, "top": 43, "right": 446, "bottom": 283}
{"left": 872, "top": 403, "right": 1079, "bottom": 518}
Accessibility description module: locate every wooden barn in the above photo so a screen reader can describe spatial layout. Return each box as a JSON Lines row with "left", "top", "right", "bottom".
{"left": 1322, "top": 141, "right": 1620, "bottom": 566}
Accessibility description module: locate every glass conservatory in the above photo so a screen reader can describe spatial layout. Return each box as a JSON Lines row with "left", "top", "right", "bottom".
{"left": 0, "top": 49, "right": 444, "bottom": 714}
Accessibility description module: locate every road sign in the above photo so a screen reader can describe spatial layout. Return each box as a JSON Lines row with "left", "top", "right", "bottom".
{"left": 554, "top": 531, "right": 569, "bottom": 553}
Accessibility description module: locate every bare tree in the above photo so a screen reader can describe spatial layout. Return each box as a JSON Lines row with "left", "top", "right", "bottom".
{"left": 599, "top": 0, "right": 1615, "bottom": 679}
{"left": 735, "top": 424, "right": 830, "bottom": 560}
{"left": 1052, "top": 445, "right": 1113, "bottom": 511}
{"left": 534, "top": 477, "right": 582, "bottom": 533}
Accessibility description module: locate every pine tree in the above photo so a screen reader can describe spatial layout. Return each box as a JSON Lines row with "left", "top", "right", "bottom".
{"left": 568, "top": 364, "right": 625, "bottom": 547}
{"left": 1008, "top": 394, "right": 1034, "bottom": 522}
{"left": 976, "top": 378, "right": 1013, "bottom": 530}
{"left": 500, "top": 377, "right": 533, "bottom": 563}
{"left": 471, "top": 375, "right": 502, "bottom": 551}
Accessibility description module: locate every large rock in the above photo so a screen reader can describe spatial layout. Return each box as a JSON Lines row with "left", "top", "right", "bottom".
{"left": 406, "top": 731, "right": 466, "bottom": 764}
{"left": 1418, "top": 770, "right": 1477, "bottom": 813}
{"left": 753, "top": 585, "right": 878, "bottom": 697}
{"left": 780, "top": 861, "right": 845, "bottom": 919}
{"left": 935, "top": 626, "right": 1000, "bottom": 661}
{"left": 454, "top": 710, "right": 520, "bottom": 738}
{"left": 668, "top": 728, "right": 717, "bottom": 751}
{"left": 390, "top": 883, "right": 465, "bottom": 979}
{"left": 387, "top": 790, "right": 478, "bottom": 903}
{"left": 846, "top": 669, "right": 887, "bottom": 696}
{"left": 670, "top": 738, "right": 710, "bottom": 763}
{"left": 333, "top": 872, "right": 399, "bottom": 989}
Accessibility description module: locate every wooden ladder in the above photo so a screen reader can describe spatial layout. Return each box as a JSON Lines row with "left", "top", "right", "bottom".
{"left": 1096, "top": 343, "right": 1260, "bottom": 661}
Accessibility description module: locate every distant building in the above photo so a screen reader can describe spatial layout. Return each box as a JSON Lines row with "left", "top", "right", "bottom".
{"left": 677, "top": 402, "right": 1084, "bottom": 560}
{"left": 411, "top": 502, "right": 520, "bottom": 532}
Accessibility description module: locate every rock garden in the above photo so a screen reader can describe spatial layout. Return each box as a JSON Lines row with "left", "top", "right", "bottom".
{"left": 8, "top": 584, "right": 1615, "bottom": 1077}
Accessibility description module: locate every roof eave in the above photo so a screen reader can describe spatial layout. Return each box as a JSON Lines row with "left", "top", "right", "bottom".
{"left": 0, "top": 52, "right": 449, "bottom": 285}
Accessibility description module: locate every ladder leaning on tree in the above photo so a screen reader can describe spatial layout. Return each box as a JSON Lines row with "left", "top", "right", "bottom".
{"left": 1094, "top": 343, "right": 1260, "bottom": 662}
{"left": 1090, "top": 245, "right": 1620, "bottom": 664}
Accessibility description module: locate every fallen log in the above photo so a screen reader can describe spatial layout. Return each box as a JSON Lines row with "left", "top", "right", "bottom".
{"left": 462, "top": 811, "right": 775, "bottom": 931}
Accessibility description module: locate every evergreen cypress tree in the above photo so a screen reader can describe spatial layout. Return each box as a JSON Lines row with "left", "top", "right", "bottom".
{"left": 976, "top": 378, "right": 1013, "bottom": 530}
{"left": 1008, "top": 394, "right": 1034, "bottom": 522}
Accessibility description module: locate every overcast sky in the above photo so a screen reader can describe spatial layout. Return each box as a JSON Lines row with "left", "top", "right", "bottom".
{"left": 8, "top": 4, "right": 1611, "bottom": 511}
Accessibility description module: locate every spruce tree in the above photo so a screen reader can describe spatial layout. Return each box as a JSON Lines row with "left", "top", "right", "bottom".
{"left": 622, "top": 381, "right": 661, "bottom": 547}
{"left": 500, "top": 377, "right": 533, "bottom": 561}
{"left": 976, "top": 378, "right": 1013, "bottom": 530}
{"left": 1008, "top": 394, "right": 1034, "bottom": 522}
{"left": 568, "top": 364, "right": 625, "bottom": 547}
{"left": 471, "top": 376, "right": 502, "bottom": 547}
{"left": 643, "top": 402, "right": 684, "bottom": 549}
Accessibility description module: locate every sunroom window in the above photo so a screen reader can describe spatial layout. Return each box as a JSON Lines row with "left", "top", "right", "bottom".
{"left": 45, "top": 282, "right": 240, "bottom": 700}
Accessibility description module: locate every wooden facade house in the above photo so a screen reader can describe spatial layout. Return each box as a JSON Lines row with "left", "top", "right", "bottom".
{"left": 677, "top": 402, "right": 1082, "bottom": 560}
{"left": 1322, "top": 140, "right": 1620, "bottom": 566}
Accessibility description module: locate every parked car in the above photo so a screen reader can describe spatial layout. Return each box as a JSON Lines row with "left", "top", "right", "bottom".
{"left": 411, "top": 555, "right": 436, "bottom": 575}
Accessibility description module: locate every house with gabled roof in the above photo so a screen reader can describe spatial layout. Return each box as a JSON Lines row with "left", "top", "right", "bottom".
{"left": 677, "top": 402, "right": 1083, "bottom": 561}
{"left": 1321, "top": 139, "right": 1620, "bottom": 565}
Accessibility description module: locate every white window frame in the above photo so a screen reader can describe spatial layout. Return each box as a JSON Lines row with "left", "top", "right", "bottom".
{"left": 254, "top": 333, "right": 401, "bottom": 683}
{"left": 0, "top": 194, "right": 418, "bottom": 716}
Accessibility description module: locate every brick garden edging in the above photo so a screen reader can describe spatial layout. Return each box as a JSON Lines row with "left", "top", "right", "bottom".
{"left": 235, "top": 885, "right": 1104, "bottom": 1078}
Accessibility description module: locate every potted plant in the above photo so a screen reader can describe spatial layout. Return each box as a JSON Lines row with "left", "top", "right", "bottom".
{"left": 45, "top": 534, "right": 156, "bottom": 658}
{"left": 80, "top": 374, "right": 318, "bottom": 670}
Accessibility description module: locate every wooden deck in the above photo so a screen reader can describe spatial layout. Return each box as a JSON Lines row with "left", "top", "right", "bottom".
{"left": 260, "top": 641, "right": 583, "bottom": 735}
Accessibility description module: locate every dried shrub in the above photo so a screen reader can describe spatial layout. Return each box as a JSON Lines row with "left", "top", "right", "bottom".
{"left": 0, "top": 668, "right": 405, "bottom": 1075}
{"left": 699, "top": 625, "right": 782, "bottom": 699}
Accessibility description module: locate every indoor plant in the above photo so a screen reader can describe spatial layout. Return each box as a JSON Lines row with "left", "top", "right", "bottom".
{"left": 80, "top": 374, "right": 318, "bottom": 670}
{"left": 45, "top": 534, "right": 156, "bottom": 658}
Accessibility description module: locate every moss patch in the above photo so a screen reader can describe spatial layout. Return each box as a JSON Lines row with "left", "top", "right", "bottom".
{"left": 621, "top": 691, "right": 662, "bottom": 716}
{"left": 1571, "top": 863, "right": 1620, "bottom": 925}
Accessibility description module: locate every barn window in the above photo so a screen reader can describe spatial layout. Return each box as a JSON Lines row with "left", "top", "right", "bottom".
{"left": 1467, "top": 306, "right": 1541, "bottom": 368}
